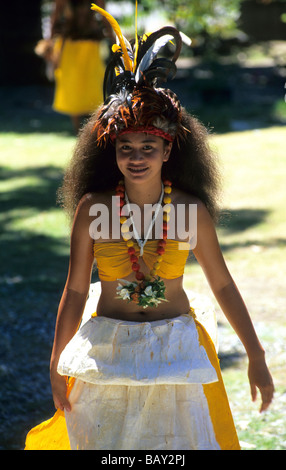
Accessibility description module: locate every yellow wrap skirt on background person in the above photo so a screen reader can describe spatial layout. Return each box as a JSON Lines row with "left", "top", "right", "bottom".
{"left": 25, "top": 284, "right": 240, "bottom": 450}
{"left": 53, "top": 38, "right": 105, "bottom": 116}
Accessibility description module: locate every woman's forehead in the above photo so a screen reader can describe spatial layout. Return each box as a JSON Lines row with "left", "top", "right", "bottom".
{"left": 116, "top": 133, "right": 163, "bottom": 143}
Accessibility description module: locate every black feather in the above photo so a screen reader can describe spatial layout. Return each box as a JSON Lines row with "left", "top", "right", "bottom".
{"left": 135, "top": 27, "right": 182, "bottom": 68}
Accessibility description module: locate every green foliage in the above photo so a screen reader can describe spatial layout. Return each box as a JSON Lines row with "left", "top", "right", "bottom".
{"left": 138, "top": 0, "right": 241, "bottom": 36}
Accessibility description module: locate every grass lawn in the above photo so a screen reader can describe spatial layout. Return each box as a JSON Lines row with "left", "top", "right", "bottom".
{"left": 0, "top": 125, "right": 285, "bottom": 449}
{"left": 184, "top": 126, "right": 286, "bottom": 450}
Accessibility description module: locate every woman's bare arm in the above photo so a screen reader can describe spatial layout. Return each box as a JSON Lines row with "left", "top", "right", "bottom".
{"left": 50, "top": 195, "right": 95, "bottom": 410}
{"left": 192, "top": 201, "right": 274, "bottom": 411}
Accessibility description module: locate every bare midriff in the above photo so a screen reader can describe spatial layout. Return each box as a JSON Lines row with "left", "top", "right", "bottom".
{"left": 96, "top": 275, "right": 190, "bottom": 322}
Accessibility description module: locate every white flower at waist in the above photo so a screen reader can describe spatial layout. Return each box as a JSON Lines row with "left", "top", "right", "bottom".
{"left": 144, "top": 285, "right": 154, "bottom": 296}
{"left": 120, "top": 288, "right": 131, "bottom": 300}
{"left": 115, "top": 277, "right": 168, "bottom": 308}
{"left": 116, "top": 284, "right": 131, "bottom": 300}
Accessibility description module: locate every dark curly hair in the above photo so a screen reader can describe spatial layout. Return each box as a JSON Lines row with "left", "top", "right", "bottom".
{"left": 57, "top": 102, "right": 221, "bottom": 224}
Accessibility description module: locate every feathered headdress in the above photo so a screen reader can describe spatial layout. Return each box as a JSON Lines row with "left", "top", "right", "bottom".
{"left": 91, "top": 3, "right": 190, "bottom": 146}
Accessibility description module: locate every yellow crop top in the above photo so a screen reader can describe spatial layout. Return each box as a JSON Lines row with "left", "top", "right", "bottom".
{"left": 93, "top": 239, "right": 190, "bottom": 281}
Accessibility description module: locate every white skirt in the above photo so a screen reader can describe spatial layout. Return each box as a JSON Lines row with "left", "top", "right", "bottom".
{"left": 56, "top": 284, "right": 238, "bottom": 450}
{"left": 25, "top": 285, "right": 240, "bottom": 450}
{"left": 57, "top": 314, "right": 218, "bottom": 386}
{"left": 65, "top": 379, "right": 221, "bottom": 450}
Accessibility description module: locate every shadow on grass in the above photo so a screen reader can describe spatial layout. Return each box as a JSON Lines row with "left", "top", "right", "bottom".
{"left": 0, "top": 164, "right": 63, "bottom": 208}
{"left": 0, "top": 230, "right": 70, "bottom": 449}
{"left": 218, "top": 350, "right": 247, "bottom": 370}
{"left": 0, "top": 163, "right": 68, "bottom": 278}
{"left": 218, "top": 208, "right": 286, "bottom": 251}
{"left": 0, "top": 161, "right": 102, "bottom": 448}
{"left": 0, "top": 163, "right": 71, "bottom": 448}
{"left": 0, "top": 85, "right": 74, "bottom": 135}
{"left": 187, "top": 208, "right": 286, "bottom": 265}
{"left": 169, "top": 61, "right": 286, "bottom": 133}
{"left": 219, "top": 208, "right": 270, "bottom": 233}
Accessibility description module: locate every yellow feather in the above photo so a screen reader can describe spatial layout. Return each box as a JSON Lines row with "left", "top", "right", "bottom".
{"left": 91, "top": 4, "right": 132, "bottom": 71}
{"left": 133, "top": 0, "right": 139, "bottom": 72}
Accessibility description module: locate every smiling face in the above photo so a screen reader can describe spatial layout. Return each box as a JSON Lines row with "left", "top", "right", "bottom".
{"left": 115, "top": 133, "right": 172, "bottom": 184}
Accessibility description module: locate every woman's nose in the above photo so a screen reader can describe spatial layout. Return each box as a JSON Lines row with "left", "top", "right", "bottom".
{"left": 129, "top": 149, "right": 143, "bottom": 161}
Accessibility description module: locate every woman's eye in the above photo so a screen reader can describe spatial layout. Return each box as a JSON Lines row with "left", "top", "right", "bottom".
{"left": 118, "top": 144, "right": 155, "bottom": 152}
{"left": 121, "top": 145, "right": 132, "bottom": 151}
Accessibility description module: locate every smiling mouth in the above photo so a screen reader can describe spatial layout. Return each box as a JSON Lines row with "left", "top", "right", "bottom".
{"left": 127, "top": 167, "right": 149, "bottom": 173}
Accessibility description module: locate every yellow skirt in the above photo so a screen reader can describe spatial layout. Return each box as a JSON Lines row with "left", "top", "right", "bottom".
{"left": 25, "top": 310, "right": 240, "bottom": 450}
{"left": 53, "top": 39, "right": 105, "bottom": 116}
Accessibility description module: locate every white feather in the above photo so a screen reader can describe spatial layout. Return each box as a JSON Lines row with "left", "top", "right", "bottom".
{"left": 180, "top": 31, "right": 192, "bottom": 47}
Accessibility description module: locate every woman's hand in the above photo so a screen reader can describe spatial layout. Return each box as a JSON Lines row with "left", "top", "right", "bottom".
{"left": 248, "top": 357, "right": 274, "bottom": 413}
{"left": 50, "top": 370, "right": 71, "bottom": 412}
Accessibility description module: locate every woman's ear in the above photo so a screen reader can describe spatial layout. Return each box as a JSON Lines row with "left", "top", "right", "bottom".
{"left": 163, "top": 142, "right": 172, "bottom": 162}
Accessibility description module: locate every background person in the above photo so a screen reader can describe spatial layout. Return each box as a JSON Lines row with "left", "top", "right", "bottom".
{"left": 50, "top": 0, "right": 112, "bottom": 133}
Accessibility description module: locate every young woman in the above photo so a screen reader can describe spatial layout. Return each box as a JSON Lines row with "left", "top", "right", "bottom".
{"left": 25, "top": 5, "right": 274, "bottom": 450}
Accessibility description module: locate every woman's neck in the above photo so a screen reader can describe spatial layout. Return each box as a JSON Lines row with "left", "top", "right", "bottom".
{"left": 124, "top": 178, "right": 163, "bottom": 208}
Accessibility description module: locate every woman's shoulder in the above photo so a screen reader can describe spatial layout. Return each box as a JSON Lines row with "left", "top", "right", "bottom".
{"left": 73, "top": 191, "right": 114, "bottom": 224}
{"left": 172, "top": 187, "right": 204, "bottom": 208}
{"left": 172, "top": 188, "right": 213, "bottom": 222}
{"left": 77, "top": 191, "right": 114, "bottom": 209}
